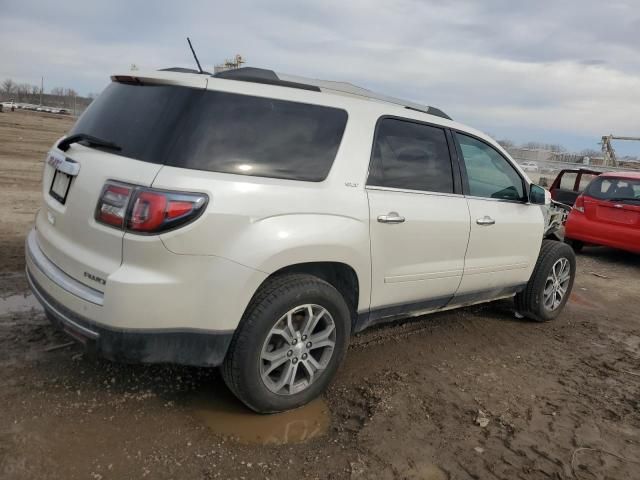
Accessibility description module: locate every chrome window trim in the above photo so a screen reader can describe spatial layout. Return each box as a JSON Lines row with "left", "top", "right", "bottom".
{"left": 365, "top": 185, "right": 465, "bottom": 199}
{"left": 25, "top": 229, "right": 105, "bottom": 306}
{"left": 464, "top": 194, "right": 534, "bottom": 205}
{"left": 365, "top": 186, "right": 538, "bottom": 205}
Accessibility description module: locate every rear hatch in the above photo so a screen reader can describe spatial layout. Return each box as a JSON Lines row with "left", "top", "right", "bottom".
{"left": 36, "top": 73, "right": 208, "bottom": 291}
{"left": 583, "top": 176, "right": 640, "bottom": 228}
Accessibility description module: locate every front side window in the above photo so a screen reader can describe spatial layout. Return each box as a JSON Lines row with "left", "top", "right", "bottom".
{"left": 367, "top": 118, "right": 454, "bottom": 193}
{"left": 456, "top": 133, "right": 525, "bottom": 201}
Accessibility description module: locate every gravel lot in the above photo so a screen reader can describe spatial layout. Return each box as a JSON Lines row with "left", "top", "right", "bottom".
{"left": 1, "top": 110, "right": 639, "bottom": 480}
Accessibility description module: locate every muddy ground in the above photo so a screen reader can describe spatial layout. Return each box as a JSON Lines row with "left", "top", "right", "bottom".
{"left": 1, "top": 110, "right": 639, "bottom": 480}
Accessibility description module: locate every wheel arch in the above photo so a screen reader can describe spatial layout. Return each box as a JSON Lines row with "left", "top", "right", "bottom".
{"left": 250, "top": 261, "right": 362, "bottom": 331}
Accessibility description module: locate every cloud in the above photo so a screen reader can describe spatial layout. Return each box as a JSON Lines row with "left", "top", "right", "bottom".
{"left": 1, "top": 0, "right": 639, "bottom": 152}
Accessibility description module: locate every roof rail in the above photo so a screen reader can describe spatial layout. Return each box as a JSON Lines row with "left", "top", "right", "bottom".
{"left": 160, "top": 67, "right": 212, "bottom": 75}
{"left": 211, "top": 67, "right": 452, "bottom": 120}
{"left": 213, "top": 67, "right": 320, "bottom": 92}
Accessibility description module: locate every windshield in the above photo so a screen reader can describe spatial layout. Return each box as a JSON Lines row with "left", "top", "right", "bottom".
{"left": 70, "top": 82, "right": 348, "bottom": 182}
{"left": 586, "top": 176, "right": 640, "bottom": 202}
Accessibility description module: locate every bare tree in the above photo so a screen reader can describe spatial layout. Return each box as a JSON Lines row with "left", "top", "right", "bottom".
{"left": 523, "top": 141, "right": 545, "bottom": 150}
{"left": 50, "top": 87, "right": 65, "bottom": 96}
{"left": 1, "top": 78, "right": 16, "bottom": 96}
{"left": 497, "top": 139, "right": 514, "bottom": 148}
{"left": 580, "top": 148, "right": 600, "bottom": 157}
{"left": 16, "top": 83, "right": 31, "bottom": 102}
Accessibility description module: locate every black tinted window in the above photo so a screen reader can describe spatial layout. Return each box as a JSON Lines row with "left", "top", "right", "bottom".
{"left": 456, "top": 133, "right": 524, "bottom": 201}
{"left": 587, "top": 177, "right": 640, "bottom": 200}
{"left": 71, "top": 82, "right": 348, "bottom": 181}
{"left": 367, "top": 118, "right": 454, "bottom": 193}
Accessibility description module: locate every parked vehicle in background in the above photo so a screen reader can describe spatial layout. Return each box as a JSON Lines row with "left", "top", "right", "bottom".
{"left": 1, "top": 101, "right": 16, "bottom": 111}
{"left": 549, "top": 168, "right": 601, "bottom": 206}
{"left": 520, "top": 161, "right": 539, "bottom": 172}
{"left": 26, "top": 67, "right": 576, "bottom": 413}
{"left": 565, "top": 172, "right": 640, "bottom": 254}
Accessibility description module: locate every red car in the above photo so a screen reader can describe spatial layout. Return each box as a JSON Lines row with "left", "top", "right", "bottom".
{"left": 565, "top": 172, "right": 640, "bottom": 254}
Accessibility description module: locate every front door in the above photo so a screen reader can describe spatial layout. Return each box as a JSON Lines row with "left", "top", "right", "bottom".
{"left": 453, "top": 133, "right": 543, "bottom": 301}
{"left": 366, "top": 118, "right": 470, "bottom": 326}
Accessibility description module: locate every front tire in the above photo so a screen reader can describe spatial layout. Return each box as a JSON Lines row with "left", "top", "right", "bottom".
{"left": 222, "top": 273, "right": 351, "bottom": 413}
{"left": 515, "top": 240, "right": 576, "bottom": 322}
{"left": 565, "top": 238, "right": 584, "bottom": 253}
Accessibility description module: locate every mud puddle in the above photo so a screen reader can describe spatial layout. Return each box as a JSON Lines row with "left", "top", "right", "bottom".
{"left": 0, "top": 293, "right": 41, "bottom": 315}
{"left": 189, "top": 387, "right": 330, "bottom": 445}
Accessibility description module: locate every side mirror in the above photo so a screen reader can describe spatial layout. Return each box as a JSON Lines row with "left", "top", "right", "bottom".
{"left": 530, "top": 184, "right": 550, "bottom": 205}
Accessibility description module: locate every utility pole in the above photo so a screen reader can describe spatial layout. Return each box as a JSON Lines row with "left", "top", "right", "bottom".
{"left": 40, "top": 76, "right": 43, "bottom": 106}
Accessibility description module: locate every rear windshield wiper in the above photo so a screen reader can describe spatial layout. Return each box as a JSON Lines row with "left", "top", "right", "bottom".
{"left": 58, "top": 133, "right": 122, "bottom": 152}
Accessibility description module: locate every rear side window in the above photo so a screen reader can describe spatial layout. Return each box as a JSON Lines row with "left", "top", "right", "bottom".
{"left": 70, "top": 82, "right": 348, "bottom": 182}
{"left": 578, "top": 173, "right": 598, "bottom": 191}
{"left": 367, "top": 118, "right": 454, "bottom": 193}
{"left": 559, "top": 172, "right": 578, "bottom": 190}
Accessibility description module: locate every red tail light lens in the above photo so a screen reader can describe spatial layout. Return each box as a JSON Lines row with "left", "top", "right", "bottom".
{"left": 97, "top": 183, "right": 132, "bottom": 228}
{"left": 129, "top": 191, "right": 167, "bottom": 232}
{"left": 95, "top": 181, "right": 208, "bottom": 234}
{"left": 573, "top": 195, "right": 585, "bottom": 213}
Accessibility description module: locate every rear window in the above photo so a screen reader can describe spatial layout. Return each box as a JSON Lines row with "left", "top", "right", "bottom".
{"left": 70, "top": 82, "right": 348, "bottom": 181}
{"left": 586, "top": 177, "right": 640, "bottom": 200}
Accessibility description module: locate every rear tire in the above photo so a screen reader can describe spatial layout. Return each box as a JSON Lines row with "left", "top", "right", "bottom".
{"left": 565, "top": 238, "right": 584, "bottom": 253}
{"left": 515, "top": 240, "right": 576, "bottom": 322}
{"left": 222, "top": 273, "right": 351, "bottom": 413}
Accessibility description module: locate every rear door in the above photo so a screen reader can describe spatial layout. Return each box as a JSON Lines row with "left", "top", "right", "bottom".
{"left": 366, "top": 118, "right": 470, "bottom": 320}
{"left": 453, "top": 133, "right": 543, "bottom": 300}
{"left": 551, "top": 170, "right": 580, "bottom": 205}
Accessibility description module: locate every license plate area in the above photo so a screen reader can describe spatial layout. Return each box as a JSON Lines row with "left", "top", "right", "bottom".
{"left": 49, "top": 169, "right": 72, "bottom": 204}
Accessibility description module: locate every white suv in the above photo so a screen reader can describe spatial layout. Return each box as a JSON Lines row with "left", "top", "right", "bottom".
{"left": 26, "top": 67, "right": 576, "bottom": 412}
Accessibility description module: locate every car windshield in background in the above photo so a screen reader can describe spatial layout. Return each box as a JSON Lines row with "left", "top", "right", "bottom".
{"left": 586, "top": 177, "right": 640, "bottom": 202}
{"left": 70, "top": 82, "right": 348, "bottom": 182}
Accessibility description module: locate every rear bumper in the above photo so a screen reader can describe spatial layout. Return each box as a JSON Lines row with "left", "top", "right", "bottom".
{"left": 27, "top": 269, "right": 233, "bottom": 366}
{"left": 25, "top": 228, "right": 236, "bottom": 366}
{"left": 565, "top": 213, "right": 640, "bottom": 254}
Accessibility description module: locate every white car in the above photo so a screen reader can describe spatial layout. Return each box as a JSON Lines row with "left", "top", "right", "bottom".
{"left": 26, "top": 67, "right": 575, "bottom": 412}
{"left": 521, "top": 161, "right": 539, "bottom": 172}
{"left": 1, "top": 100, "right": 16, "bottom": 111}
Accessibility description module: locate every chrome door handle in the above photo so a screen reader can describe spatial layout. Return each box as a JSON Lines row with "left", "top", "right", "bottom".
{"left": 476, "top": 216, "right": 495, "bottom": 226}
{"left": 377, "top": 212, "right": 405, "bottom": 224}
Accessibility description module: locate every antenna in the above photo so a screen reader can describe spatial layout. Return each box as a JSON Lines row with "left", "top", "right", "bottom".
{"left": 187, "top": 37, "right": 203, "bottom": 74}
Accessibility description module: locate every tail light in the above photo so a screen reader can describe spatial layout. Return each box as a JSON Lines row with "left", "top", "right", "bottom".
{"left": 573, "top": 195, "right": 585, "bottom": 213}
{"left": 96, "top": 181, "right": 207, "bottom": 234}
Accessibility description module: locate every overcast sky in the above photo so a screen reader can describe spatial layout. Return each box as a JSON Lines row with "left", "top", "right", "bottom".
{"left": 2, "top": 0, "right": 639, "bottom": 154}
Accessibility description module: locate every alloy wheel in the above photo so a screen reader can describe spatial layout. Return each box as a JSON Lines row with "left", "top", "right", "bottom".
{"left": 543, "top": 258, "right": 571, "bottom": 311}
{"left": 260, "top": 304, "right": 336, "bottom": 395}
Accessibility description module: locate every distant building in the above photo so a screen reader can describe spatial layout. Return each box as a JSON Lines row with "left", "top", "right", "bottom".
{"left": 505, "top": 147, "right": 554, "bottom": 163}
